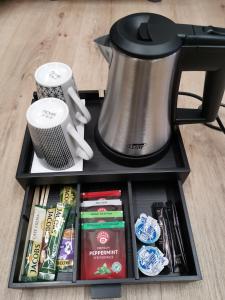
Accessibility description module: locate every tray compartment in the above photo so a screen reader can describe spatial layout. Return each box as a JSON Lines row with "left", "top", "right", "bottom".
{"left": 9, "top": 184, "right": 78, "bottom": 288}
{"left": 76, "top": 181, "right": 136, "bottom": 284}
{"left": 130, "top": 180, "right": 201, "bottom": 282}
{"left": 9, "top": 179, "right": 201, "bottom": 289}
{"left": 16, "top": 91, "right": 190, "bottom": 188}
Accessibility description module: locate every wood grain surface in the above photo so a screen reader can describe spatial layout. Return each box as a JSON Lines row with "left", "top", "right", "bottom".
{"left": 0, "top": 1, "right": 225, "bottom": 299}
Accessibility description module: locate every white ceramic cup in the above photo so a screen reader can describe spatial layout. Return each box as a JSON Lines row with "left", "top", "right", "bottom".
{"left": 34, "top": 62, "right": 91, "bottom": 127}
{"left": 26, "top": 98, "right": 93, "bottom": 170}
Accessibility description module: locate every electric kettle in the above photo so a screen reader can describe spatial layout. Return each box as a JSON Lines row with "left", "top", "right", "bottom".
{"left": 95, "top": 13, "right": 225, "bottom": 165}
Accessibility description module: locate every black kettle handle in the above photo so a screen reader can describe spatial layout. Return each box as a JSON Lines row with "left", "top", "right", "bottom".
{"left": 174, "top": 24, "right": 225, "bottom": 124}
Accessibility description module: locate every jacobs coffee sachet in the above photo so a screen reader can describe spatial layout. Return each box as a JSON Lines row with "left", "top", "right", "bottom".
{"left": 81, "top": 221, "right": 126, "bottom": 280}
{"left": 22, "top": 205, "right": 46, "bottom": 282}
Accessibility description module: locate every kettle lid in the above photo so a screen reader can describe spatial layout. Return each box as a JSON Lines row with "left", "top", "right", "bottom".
{"left": 110, "top": 13, "right": 182, "bottom": 59}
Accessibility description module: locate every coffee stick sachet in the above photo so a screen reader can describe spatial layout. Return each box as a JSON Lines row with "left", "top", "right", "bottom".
{"left": 56, "top": 208, "right": 76, "bottom": 272}
{"left": 60, "top": 185, "right": 76, "bottom": 206}
{"left": 39, "top": 207, "right": 56, "bottom": 270}
{"left": 38, "top": 203, "right": 70, "bottom": 280}
{"left": 57, "top": 186, "right": 76, "bottom": 273}
{"left": 21, "top": 205, "right": 46, "bottom": 282}
{"left": 19, "top": 186, "right": 40, "bottom": 281}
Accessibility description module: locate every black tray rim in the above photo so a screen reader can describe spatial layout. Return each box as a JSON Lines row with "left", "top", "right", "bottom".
{"left": 16, "top": 90, "right": 190, "bottom": 189}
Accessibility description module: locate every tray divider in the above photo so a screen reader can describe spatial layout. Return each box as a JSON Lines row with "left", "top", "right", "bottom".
{"left": 9, "top": 187, "right": 33, "bottom": 286}
{"left": 127, "top": 181, "right": 139, "bottom": 280}
{"left": 73, "top": 183, "right": 81, "bottom": 282}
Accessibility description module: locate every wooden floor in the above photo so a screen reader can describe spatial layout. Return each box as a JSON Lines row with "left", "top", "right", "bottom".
{"left": 0, "top": 0, "right": 225, "bottom": 299}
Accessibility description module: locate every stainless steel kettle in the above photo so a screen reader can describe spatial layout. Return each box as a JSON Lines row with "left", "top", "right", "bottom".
{"left": 95, "top": 13, "right": 225, "bottom": 165}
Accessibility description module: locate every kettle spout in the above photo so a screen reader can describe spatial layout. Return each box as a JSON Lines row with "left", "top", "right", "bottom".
{"left": 94, "top": 35, "right": 113, "bottom": 64}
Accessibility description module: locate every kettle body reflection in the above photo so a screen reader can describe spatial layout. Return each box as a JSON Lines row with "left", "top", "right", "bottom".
{"left": 95, "top": 13, "right": 225, "bottom": 165}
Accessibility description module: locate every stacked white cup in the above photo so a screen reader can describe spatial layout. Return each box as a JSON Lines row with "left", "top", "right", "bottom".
{"left": 26, "top": 62, "right": 93, "bottom": 171}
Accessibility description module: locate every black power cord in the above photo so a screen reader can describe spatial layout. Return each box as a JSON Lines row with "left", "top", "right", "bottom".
{"left": 178, "top": 91, "right": 225, "bottom": 134}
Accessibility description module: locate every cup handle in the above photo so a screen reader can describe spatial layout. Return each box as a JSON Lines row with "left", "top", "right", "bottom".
{"left": 67, "top": 87, "right": 91, "bottom": 124}
{"left": 67, "top": 123, "right": 93, "bottom": 160}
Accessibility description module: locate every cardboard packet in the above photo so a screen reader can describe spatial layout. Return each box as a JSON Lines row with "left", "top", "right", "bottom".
{"left": 81, "top": 190, "right": 121, "bottom": 200}
{"left": 81, "top": 199, "right": 122, "bottom": 212}
{"left": 80, "top": 211, "right": 123, "bottom": 223}
{"left": 81, "top": 221, "right": 126, "bottom": 280}
{"left": 21, "top": 205, "right": 46, "bottom": 282}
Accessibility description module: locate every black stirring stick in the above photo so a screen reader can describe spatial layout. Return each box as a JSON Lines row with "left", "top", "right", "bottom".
{"left": 170, "top": 202, "right": 188, "bottom": 272}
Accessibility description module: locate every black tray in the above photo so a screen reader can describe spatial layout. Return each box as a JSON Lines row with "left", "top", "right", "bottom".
{"left": 16, "top": 91, "right": 190, "bottom": 189}
{"left": 9, "top": 179, "right": 201, "bottom": 298}
{"left": 10, "top": 90, "right": 201, "bottom": 298}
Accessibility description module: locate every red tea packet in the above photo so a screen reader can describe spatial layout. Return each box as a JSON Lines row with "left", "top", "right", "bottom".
{"left": 81, "top": 221, "right": 126, "bottom": 280}
{"left": 81, "top": 190, "right": 121, "bottom": 200}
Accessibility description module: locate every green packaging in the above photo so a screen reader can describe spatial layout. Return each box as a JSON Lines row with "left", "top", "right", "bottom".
{"left": 38, "top": 203, "right": 70, "bottom": 281}
{"left": 80, "top": 211, "right": 123, "bottom": 223}
{"left": 56, "top": 208, "right": 76, "bottom": 272}
{"left": 39, "top": 207, "right": 56, "bottom": 269}
{"left": 60, "top": 185, "right": 76, "bottom": 206}
{"left": 22, "top": 205, "right": 46, "bottom": 282}
{"left": 56, "top": 186, "right": 76, "bottom": 273}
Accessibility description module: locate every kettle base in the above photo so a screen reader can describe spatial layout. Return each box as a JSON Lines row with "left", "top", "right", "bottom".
{"left": 95, "top": 127, "right": 170, "bottom": 167}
